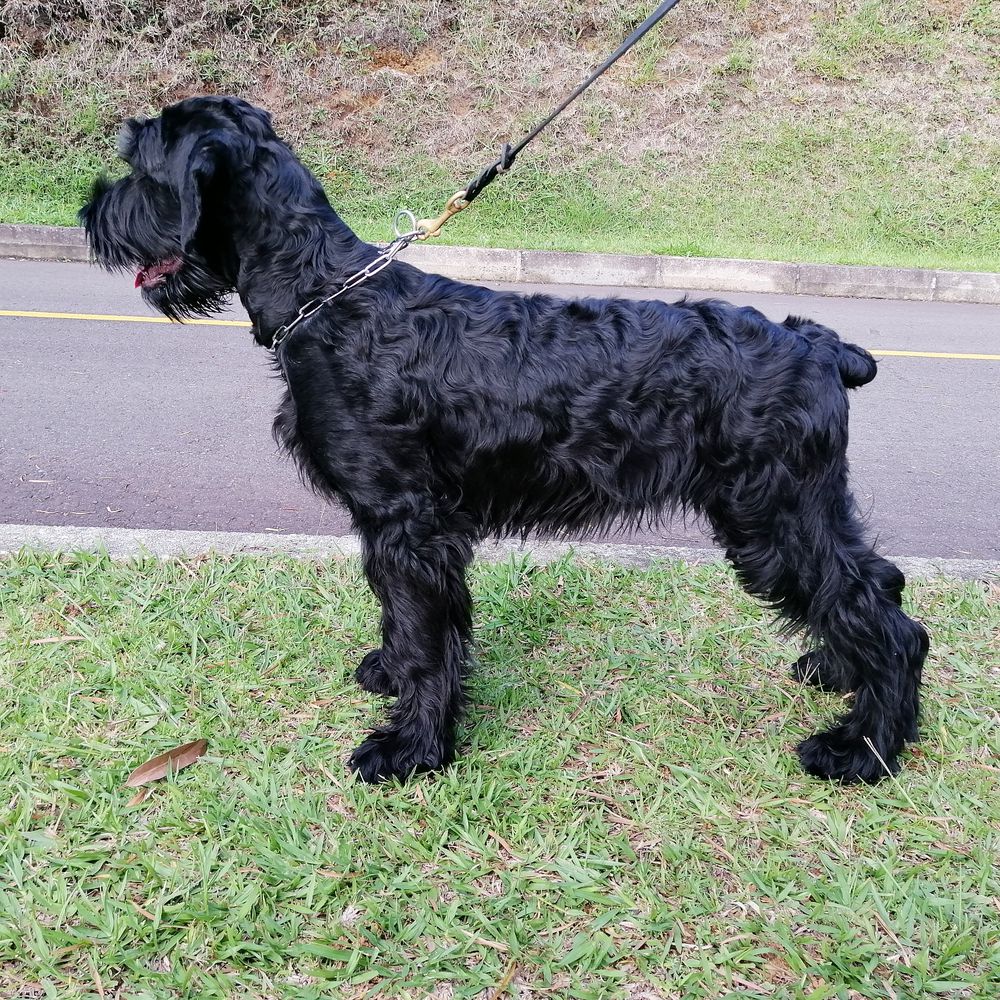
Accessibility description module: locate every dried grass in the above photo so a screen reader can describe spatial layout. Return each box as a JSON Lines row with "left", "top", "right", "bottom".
{"left": 1, "top": 0, "right": 996, "bottom": 172}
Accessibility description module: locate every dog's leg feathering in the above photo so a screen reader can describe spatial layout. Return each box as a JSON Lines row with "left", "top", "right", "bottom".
{"left": 791, "top": 648, "right": 856, "bottom": 692}
{"left": 711, "top": 475, "right": 927, "bottom": 784}
{"left": 349, "top": 514, "right": 474, "bottom": 783}
{"left": 355, "top": 648, "right": 396, "bottom": 696}
{"left": 793, "top": 539, "right": 927, "bottom": 784}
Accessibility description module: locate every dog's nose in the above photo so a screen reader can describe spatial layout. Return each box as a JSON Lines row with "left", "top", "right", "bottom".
{"left": 116, "top": 117, "right": 148, "bottom": 160}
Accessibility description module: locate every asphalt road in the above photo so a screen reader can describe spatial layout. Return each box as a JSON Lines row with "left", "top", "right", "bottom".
{"left": 1, "top": 258, "right": 998, "bottom": 559}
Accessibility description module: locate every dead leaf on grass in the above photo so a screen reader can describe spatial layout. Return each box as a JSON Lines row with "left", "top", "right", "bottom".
{"left": 125, "top": 739, "right": 208, "bottom": 788}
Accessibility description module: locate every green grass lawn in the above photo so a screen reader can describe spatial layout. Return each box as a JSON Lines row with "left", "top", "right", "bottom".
{"left": 1, "top": 553, "right": 998, "bottom": 998}
{"left": 3, "top": 0, "right": 998, "bottom": 273}
{"left": 4, "top": 129, "right": 998, "bottom": 273}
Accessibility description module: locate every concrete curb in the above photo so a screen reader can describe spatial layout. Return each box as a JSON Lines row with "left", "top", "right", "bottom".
{"left": 2, "top": 223, "right": 998, "bottom": 305}
{"left": 1, "top": 524, "right": 996, "bottom": 580}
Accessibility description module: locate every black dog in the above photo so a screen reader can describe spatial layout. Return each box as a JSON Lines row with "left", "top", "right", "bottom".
{"left": 81, "top": 96, "right": 928, "bottom": 784}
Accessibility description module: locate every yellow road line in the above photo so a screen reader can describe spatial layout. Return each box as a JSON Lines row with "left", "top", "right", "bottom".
{"left": 870, "top": 349, "right": 1000, "bottom": 361}
{"left": 0, "top": 309, "right": 251, "bottom": 328}
{"left": 1, "top": 309, "right": 998, "bottom": 360}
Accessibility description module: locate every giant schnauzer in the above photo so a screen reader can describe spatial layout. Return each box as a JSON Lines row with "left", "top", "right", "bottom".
{"left": 81, "top": 96, "right": 929, "bottom": 785}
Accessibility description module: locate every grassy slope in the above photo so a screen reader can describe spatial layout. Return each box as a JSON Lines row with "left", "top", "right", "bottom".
{"left": 1, "top": 0, "right": 998, "bottom": 270}
{"left": 1, "top": 553, "right": 998, "bottom": 998}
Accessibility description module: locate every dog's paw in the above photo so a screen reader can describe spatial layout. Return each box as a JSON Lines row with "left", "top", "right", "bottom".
{"left": 791, "top": 649, "right": 853, "bottom": 693}
{"left": 355, "top": 649, "right": 397, "bottom": 696}
{"left": 797, "top": 728, "right": 901, "bottom": 784}
{"left": 348, "top": 729, "right": 450, "bottom": 784}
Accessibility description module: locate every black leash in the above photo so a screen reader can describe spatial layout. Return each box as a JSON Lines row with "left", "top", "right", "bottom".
{"left": 409, "top": 0, "right": 685, "bottom": 238}
{"left": 464, "top": 0, "right": 684, "bottom": 205}
{"left": 275, "top": 0, "right": 685, "bottom": 353}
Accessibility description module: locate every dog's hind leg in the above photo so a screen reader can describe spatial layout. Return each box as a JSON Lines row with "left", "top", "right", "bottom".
{"left": 793, "top": 556, "right": 905, "bottom": 692}
{"left": 348, "top": 514, "right": 474, "bottom": 783}
{"left": 796, "top": 537, "right": 926, "bottom": 783}
{"left": 709, "top": 475, "right": 928, "bottom": 784}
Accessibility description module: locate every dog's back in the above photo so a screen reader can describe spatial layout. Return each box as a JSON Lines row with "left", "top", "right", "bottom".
{"left": 380, "top": 275, "right": 876, "bottom": 536}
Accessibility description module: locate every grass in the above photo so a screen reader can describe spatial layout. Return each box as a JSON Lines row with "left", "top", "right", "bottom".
{"left": 310, "top": 116, "right": 998, "bottom": 270}
{"left": 1, "top": 0, "right": 998, "bottom": 271}
{"left": 1, "top": 552, "right": 999, "bottom": 998}
{"left": 800, "top": 0, "right": 951, "bottom": 79}
{"left": 4, "top": 120, "right": 997, "bottom": 272}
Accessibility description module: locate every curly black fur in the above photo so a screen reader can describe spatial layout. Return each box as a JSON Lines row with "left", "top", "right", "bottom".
{"left": 81, "top": 96, "right": 929, "bottom": 784}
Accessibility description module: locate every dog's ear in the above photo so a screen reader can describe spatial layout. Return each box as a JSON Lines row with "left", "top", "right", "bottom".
{"left": 177, "top": 131, "right": 239, "bottom": 253}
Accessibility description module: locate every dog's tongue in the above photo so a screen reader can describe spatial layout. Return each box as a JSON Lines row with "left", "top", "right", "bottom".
{"left": 135, "top": 256, "right": 182, "bottom": 288}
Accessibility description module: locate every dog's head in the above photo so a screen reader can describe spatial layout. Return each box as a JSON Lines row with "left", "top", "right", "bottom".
{"left": 80, "top": 96, "right": 282, "bottom": 319}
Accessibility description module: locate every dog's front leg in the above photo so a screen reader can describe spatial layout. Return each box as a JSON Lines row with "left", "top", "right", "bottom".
{"left": 349, "top": 517, "right": 474, "bottom": 782}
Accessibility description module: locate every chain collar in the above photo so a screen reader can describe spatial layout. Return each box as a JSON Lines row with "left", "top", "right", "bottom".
{"left": 271, "top": 228, "right": 422, "bottom": 352}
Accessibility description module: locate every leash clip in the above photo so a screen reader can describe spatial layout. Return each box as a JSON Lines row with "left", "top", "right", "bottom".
{"left": 415, "top": 190, "right": 469, "bottom": 240}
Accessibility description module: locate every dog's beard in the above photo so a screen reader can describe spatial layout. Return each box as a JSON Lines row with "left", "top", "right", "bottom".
{"left": 139, "top": 255, "right": 233, "bottom": 320}
{"left": 81, "top": 173, "right": 234, "bottom": 320}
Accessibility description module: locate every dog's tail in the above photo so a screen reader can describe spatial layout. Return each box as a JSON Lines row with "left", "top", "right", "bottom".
{"left": 786, "top": 315, "right": 878, "bottom": 389}
{"left": 836, "top": 341, "right": 878, "bottom": 388}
